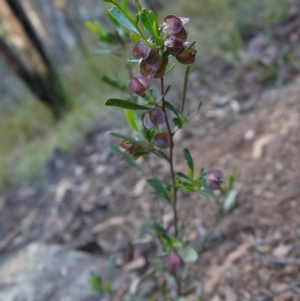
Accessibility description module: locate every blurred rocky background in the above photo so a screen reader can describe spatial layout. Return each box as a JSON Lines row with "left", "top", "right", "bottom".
{"left": 1, "top": 0, "right": 300, "bottom": 301}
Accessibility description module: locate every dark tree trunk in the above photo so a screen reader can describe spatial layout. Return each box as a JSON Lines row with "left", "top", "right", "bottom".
{"left": 0, "top": 0, "right": 72, "bottom": 119}
{"left": 0, "top": 38, "right": 69, "bottom": 118}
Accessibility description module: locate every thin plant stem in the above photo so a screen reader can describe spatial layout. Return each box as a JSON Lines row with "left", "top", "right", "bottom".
{"left": 160, "top": 77, "right": 178, "bottom": 238}
{"left": 173, "top": 273, "right": 182, "bottom": 296}
{"left": 152, "top": 149, "right": 169, "bottom": 161}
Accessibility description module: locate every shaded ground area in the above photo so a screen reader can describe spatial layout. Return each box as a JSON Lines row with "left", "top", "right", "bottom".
{"left": 1, "top": 3, "right": 300, "bottom": 301}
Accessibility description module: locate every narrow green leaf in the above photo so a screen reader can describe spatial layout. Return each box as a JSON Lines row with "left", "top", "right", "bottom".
{"left": 134, "top": 0, "right": 142, "bottom": 11}
{"left": 110, "top": 145, "right": 145, "bottom": 174}
{"left": 150, "top": 221, "right": 172, "bottom": 246}
{"left": 199, "top": 167, "right": 206, "bottom": 179}
{"left": 152, "top": 20, "right": 161, "bottom": 45}
{"left": 164, "top": 101, "right": 181, "bottom": 118}
{"left": 176, "top": 172, "right": 191, "bottom": 181}
{"left": 194, "top": 100, "right": 203, "bottom": 114}
{"left": 201, "top": 180, "right": 220, "bottom": 204}
{"left": 124, "top": 109, "right": 140, "bottom": 132}
{"left": 228, "top": 171, "right": 236, "bottom": 188}
{"left": 181, "top": 182, "right": 198, "bottom": 192}
{"left": 199, "top": 189, "right": 210, "bottom": 196}
{"left": 188, "top": 101, "right": 202, "bottom": 121}
{"left": 135, "top": 14, "right": 140, "bottom": 25}
{"left": 172, "top": 117, "right": 182, "bottom": 128}
{"left": 181, "top": 65, "right": 191, "bottom": 113}
{"left": 130, "top": 33, "right": 140, "bottom": 43}
{"left": 120, "top": 0, "right": 128, "bottom": 13}
{"left": 105, "top": 98, "right": 149, "bottom": 110}
{"left": 132, "top": 151, "right": 149, "bottom": 158}
{"left": 103, "top": 31, "right": 123, "bottom": 45}
{"left": 109, "top": 6, "right": 139, "bottom": 34}
{"left": 109, "top": 131, "right": 145, "bottom": 148}
{"left": 183, "top": 148, "right": 194, "bottom": 176}
{"left": 102, "top": 76, "right": 126, "bottom": 91}
{"left": 163, "top": 63, "right": 176, "bottom": 76}
{"left": 162, "top": 85, "right": 171, "bottom": 98}
{"left": 182, "top": 40, "right": 196, "bottom": 53}
{"left": 147, "top": 177, "right": 171, "bottom": 204}
{"left": 140, "top": 9, "right": 160, "bottom": 43}
{"left": 106, "top": 10, "right": 120, "bottom": 26}
{"left": 223, "top": 189, "right": 238, "bottom": 212}
{"left": 85, "top": 21, "right": 102, "bottom": 35}
{"left": 187, "top": 168, "right": 194, "bottom": 179}
{"left": 179, "top": 246, "right": 198, "bottom": 263}
{"left": 145, "top": 128, "right": 155, "bottom": 143}
{"left": 158, "top": 84, "right": 171, "bottom": 104}
{"left": 149, "top": 88, "right": 156, "bottom": 101}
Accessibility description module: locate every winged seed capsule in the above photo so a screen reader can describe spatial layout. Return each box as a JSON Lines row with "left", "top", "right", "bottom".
{"left": 166, "top": 252, "right": 184, "bottom": 272}
{"left": 153, "top": 132, "right": 170, "bottom": 149}
{"left": 127, "top": 74, "right": 150, "bottom": 95}
{"left": 206, "top": 168, "right": 223, "bottom": 190}
{"left": 143, "top": 107, "right": 165, "bottom": 129}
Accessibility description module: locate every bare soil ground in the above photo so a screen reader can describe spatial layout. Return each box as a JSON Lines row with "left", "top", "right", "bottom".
{"left": 1, "top": 4, "right": 300, "bottom": 301}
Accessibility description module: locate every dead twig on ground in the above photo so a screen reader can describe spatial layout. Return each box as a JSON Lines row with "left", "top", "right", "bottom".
{"left": 255, "top": 254, "right": 300, "bottom": 265}
{"left": 257, "top": 280, "right": 300, "bottom": 301}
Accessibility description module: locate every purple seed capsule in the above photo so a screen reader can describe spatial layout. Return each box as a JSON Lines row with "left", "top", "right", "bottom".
{"left": 153, "top": 132, "right": 170, "bottom": 149}
{"left": 162, "top": 15, "right": 190, "bottom": 34}
{"left": 127, "top": 74, "right": 150, "bottom": 95}
{"left": 166, "top": 252, "right": 184, "bottom": 272}
{"left": 164, "top": 27, "right": 188, "bottom": 49}
{"left": 175, "top": 44, "right": 197, "bottom": 65}
{"left": 143, "top": 107, "right": 165, "bottom": 129}
{"left": 206, "top": 168, "right": 223, "bottom": 190}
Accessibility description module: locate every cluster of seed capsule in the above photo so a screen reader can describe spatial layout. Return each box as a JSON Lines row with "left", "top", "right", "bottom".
{"left": 125, "top": 15, "right": 196, "bottom": 150}
{"left": 121, "top": 15, "right": 224, "bottom": 269}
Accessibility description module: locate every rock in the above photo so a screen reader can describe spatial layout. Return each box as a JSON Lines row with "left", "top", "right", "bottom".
{"left": 213, "top": 94, "right": 232, "bottom": 107}
{"left": 244, "top": 129, "right": 255, "bottom": 141}
{"left": 272, "top": 244, "right": 293, "bottom": 258}
{"left": 230, "top": 100, "right": 240, "bottom": 113}
{"left": 74, "top": 166, "right": 85, "bottom": 177}
{"left": 94, "top": 165, "right": 107, "bottom": 176}
{"left": 0, "top": 242, "right": 126, "bottom": 301}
